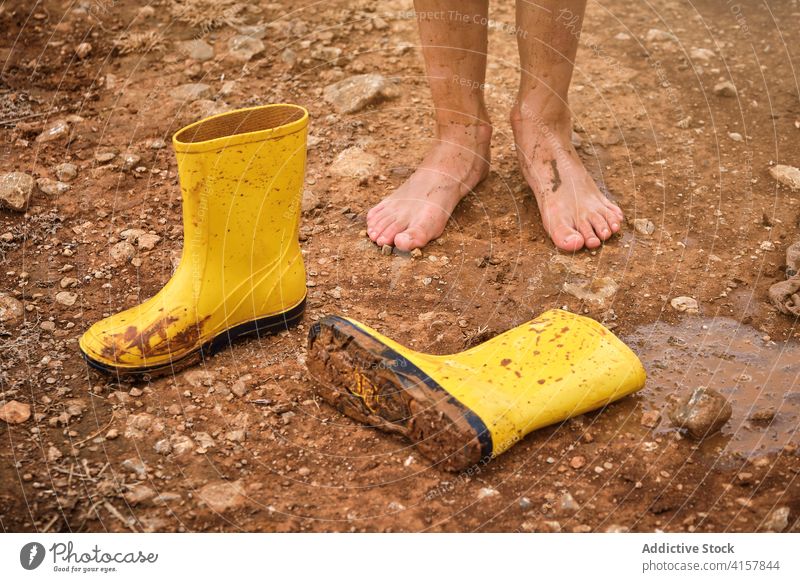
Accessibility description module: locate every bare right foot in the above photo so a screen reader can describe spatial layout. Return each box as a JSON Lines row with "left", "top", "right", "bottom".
{"left": 366, "top": 121, "right": 492, "bottom": 252}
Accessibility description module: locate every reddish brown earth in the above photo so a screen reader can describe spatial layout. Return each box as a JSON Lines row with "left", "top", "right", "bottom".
{"left": 1, "top": 0, "right": 799, "bottom": 532}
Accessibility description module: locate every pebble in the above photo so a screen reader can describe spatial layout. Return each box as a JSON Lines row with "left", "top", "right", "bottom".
{"left": 197, "top": 480, "right": 247, "bottom": 512}
{"left": 381, "top": 244, "right": 392, "bottom": 256}
{"left": 37, "top": 177, "right": 70, "bottom": 196}
{"left": 94, "top": 151, "right": 116, "bottom": 163}
{"left": 109, "top": 241, "right": 136, "bottom": 264}
{"left": 641, "top": 409, "right": 662, "bottom": 428}
{"left": 570, "top": 455, "right": 586, "bottom": 469}
{"left": 124, "top": 484, "right": 156, "bottom": 505}
{"left": 633, "top": 218, "right": 655, "bottom": 235}
{"left": 605, "top": 524, "right": 629, "bottom": 533}
{"left": 519, "top": 496, "right": 532, "bottom": 510}
{"left": 105, "top": 428, "right": 119, "bottom": 440}
{"left": 177, "top": 39, "right": 214, "bottom": 62}
{"left": 36, "top": 120, "right": 70, "bottom": 143}
{"left": 231, "top": 380, "right": 248, "bottom": 398}
{"left": 171, "top": 434, "right": 195, "bottom": 455}
{"left": 172, "top": 83, "right": 212, "bottom": 102}
{"left": 329, "top": 146, "right": 378, "bottom": 181}
{"left": 729, "top": 132, "right": 743, "bottom": 142}
{"left": 761, "top": 507, "right": 790, "bottom": 532}
{"left": 228, "top": 36, "right": 264, "bottom": 61}
{"left": 557, "top": 491, "right": 579, "bottom": 514}
{"left": 75, "top": 42, "right": 92, "bottom": 59}
{"left": 121, "top": 153, "right": 141, "bottom": 171}
{"left": 0, "top": 292, "right": 24, "bottom": 323}
{"left": 280, "top": 48, "right": 298, "bottom": 68}
{"left": 713, "top": 81, "right": 737, "bottom": 98}
{"left": 690, "top": 47, "right": 715, "bottom": 62}
{"left": 477, "top": 487, "right": 500, "bottom": 499}
{"left": 0, "top": 172, "right": 35, "bottom": 211}
{"left": 670, "top": 296, "right": 699, "bottom": 314}
{"left": 55, "top": 163, "right": 78, "bottom": 182}
{"left": 645, "top": 29, "right": 677, "bottom": 43}
{"left": 121, "top": 457, "right": 147, "bottom": 477}
{"left": 769, "top": 164, "right": 800, "bottom": 191}
{"left": 297, "top": 467, "right": 311, "bottom": 477}
{"left": 47, "top": 445, "right": 63, "bottom": 462}
{"left": 562, "top": 277, "right": 618, "bottom": 305}
{"left": 0, "top": 400, "right": 31, "bottom": 424}
{"left": 55, "top": 291, "right": 78, "bottom": 306}
{"left": 410, "top": 248, "right": 422, "bottom": 259}
{"left": 543, "top": 520, "right": 562, "bottom": 532}
{"left": 137, "top": 233, "right": 161, "bottom": 251}
{"left": 301, "top": 189, "right": 321, "bottom": 214}
{"left": 183, "top": 369, "right": 216, "bottom": 388}
{"left": 669, "top": 386, "right": 732, "bottom": 439}
{"left": 147, "top": 138, "right": 166, "bottom": 150}
{"left": 323, "top": 74, "right": 390, "bottom": 114}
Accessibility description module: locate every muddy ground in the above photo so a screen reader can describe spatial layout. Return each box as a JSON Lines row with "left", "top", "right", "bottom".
{"left": 1, "top": 0, "right": 799, "bottom": 532}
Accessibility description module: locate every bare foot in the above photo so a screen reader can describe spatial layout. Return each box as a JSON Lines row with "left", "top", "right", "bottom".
{"left": 511, "top": 104, "right": 623, "bottom": 252}
{"left": 366, "top": 121, "right": 492, "bottom": 251}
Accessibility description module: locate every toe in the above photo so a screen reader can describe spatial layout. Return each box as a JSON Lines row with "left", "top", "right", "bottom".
{"left": 550, "top": 223, "right": 585, "bottom": 252}
{"left": 578, "top": 221, "right": 602, "bottom": 249}
{"left": 589, "top": 213, "right": 613, "bottom": 241}
{"left": 376, "top": 220, "right": 404, "bottom": 247}
{"left": 394, "top": 226, "right": 431, "bottom": 252}
{"left": 602, "top": 208, "right": 621, "bottom": 233}
{"left": 367, "top": 200, "right": 387, "bottom": 221}
{"left": 368, "top": 214, "right": 396, "bottom": 242}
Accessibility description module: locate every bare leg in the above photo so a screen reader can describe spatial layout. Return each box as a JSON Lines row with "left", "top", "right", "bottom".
{"left": 366, "top": 0, "right": 492, "bottom": 251}
{"left": 511, "top": 0, "right": 623, "bottom": 251}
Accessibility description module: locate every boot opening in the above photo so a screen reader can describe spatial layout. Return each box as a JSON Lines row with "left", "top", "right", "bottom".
{"left": 174, "top": 105, "right": 306, "bottom": 144}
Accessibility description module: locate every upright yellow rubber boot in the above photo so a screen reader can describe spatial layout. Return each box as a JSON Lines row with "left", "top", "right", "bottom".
{"left": 307, "top": 309, "right": 646, "bottom": 470}
{"left": 80, "top": 104, "right": 309, "bottom": 375}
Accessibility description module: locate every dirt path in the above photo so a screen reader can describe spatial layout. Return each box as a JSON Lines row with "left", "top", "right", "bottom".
{"left": 1, "top": 0, "right": 799, "bottom": 532}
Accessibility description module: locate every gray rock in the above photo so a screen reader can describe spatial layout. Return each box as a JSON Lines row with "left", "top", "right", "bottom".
{"left": 645, "top": 29, "right": 677, "bottom": 43}
{"left": 197, "top": 480, "right": 246, "bottom": 512}
{"left": 55, "top": 163, "right": 78, "bottom": 182}
{"left": 36, "top": 120, "right": 70, "bottom": 143}
{"left": 0, "top": 292, "right": 24, "bottom": 323}
{"left": 121, "top": 457, "right": 147, "bottom": 478}
{"left": 669, "top": 386, "right": 732, "bottom": 439}
{"left": 154, "top": 438, "right": 173, "bottom": 455}
{"left": 121, "top": 152, "right": 141, "bottom": 171}
{"left": 329, "top": 146, "right": 378, "bottom": 180}
{"left": 194, "top": 432, "right": 216, "bottom": 450}
{"left": 690, "top": 47, "right": 715, "bottom": 62}
{"left": 280, "top": 48, "right": 298, "bottom": 68}
{"left": 170, "top": 434, "right": 195, "bottom": 455}
{"left": 670, "top": 296, "right": 699, "bottom": 314}
{"left": 177, "top": 39, "right": 215, "bottom": 62}
{"left": 55, "top": 291, "right": 77, "bottom": 306}
{"left": 228, "top": 36, "right": 264, "bottom": 62}
{"left": 323, "top": 74, "right": 390, "bottom": 114}
{"left": 124, "top": 484, "right": 156, "bottom": 505}
{"left": 137, "top": 233, "right": 161, "bottom": 250}
{"left": 0, "top": 172, "right": 35, "bottom": 211}
{"left": 301, "top": 189, "right": 321, "bottom": 214}
{"left": 94, "top": 151, "right": 116, "bottom": 163}
{"left": 713, "top": 81, "right": 737, "bottom": 98}
{"left": 183, "top": 369, "right": 216, "bottom": 388}
{"left": 75, "top": 42, "right": 92, "bottom": 59}
{"left": 557, "top": 491, "right": 579, "bottom": 515}
{"left": 562, "top": 277, "right": 618, "bottom": 306}
{"left": 761, "top": 506, "right": 790, "bottom": 532}
{"left": 172, "top": 83, "right": 212, "bottom": 102}
{"left": 37, "top": 177, "right": 70, "bottom": 196}
{"left": 769, "top": 165, "right": 800, "bottom": 191}
{"left": 633, "top": 218, "right": 655, "bottom": 235}
{"left": 109, "top": 241, "right": 136, "bottom": 264}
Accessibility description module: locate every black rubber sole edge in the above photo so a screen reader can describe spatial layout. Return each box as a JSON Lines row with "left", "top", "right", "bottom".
{"left": 307, "top": 315, "right": 493, "bottom": 471}
{"left": 81, "top": 297, "right": 306, "bottom": 378}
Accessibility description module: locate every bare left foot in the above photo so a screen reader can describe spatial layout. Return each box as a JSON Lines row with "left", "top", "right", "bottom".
{"left": 511, "top": 103, "right": 623, "bottom": 252}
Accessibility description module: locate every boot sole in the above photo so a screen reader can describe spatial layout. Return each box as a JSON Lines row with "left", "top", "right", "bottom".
{"left": 307, "top": 316, "right": 493, "bottom": 471}
{"left": 81, "top": 298, "right": 306, "bottom": 378}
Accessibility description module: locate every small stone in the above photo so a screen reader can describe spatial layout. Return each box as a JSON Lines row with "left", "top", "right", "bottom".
{"left": 323, "top": 74, "right": 390, "bottom": 114}
{"left": 748, "top": 407, "right": 775, "bottom": 423}
{"left": 170, "top": 434, "right": 195, "bottom": 455}
{"left": 60, "top": 277, "right": 79, "bottom": 289}
{"left": 605, "top": 524, "right": 629, "bottom": 533}
{"left": 36, "top": 177, "right": 70, "bottom": 196}
{"left": 94, "top": 151, "right": 116, "bottom": 163}
{"left": 519, "top": 496, "right": 532, "bottom": 510}
{"left": 47, "top": 445, "right": 63, "bottom": 462}
{"left": 769, "top": 165, "right": 800, "bottom": 191}
{"left": 280, "top": 47, "right": 297, "bottom": 67}
{"left": 55, "top": 163, "right": 78, "bottom": 182}
{"left": 614, "top": 32, "right": 631, "bottom": 41}
{"left": 301, "top": 189, "right": 321, "bottom": 213}
{"left": 557, "top": 491, "right": 579, "bottom": 514}
{"left": 759, "top": 240, "right": 775, "bottom": 251}
{"left": 562, "top": 277, "right": 618, "bottom": 305}
{"left": 633, "top": 218, "right": 655, "bottom": 235}
{"left": 669, "top": 386, "right": 732, "bottom": 439}
{"left": 713, "top": 81, "right": 737, "bottom": 98}
{"left": 55, "top": 291, "right": 77, "bottom": 306}
{"left": 410, "top": 248, "right": 423, "bottom": 259}
{"left": 690, "top": 47, "right": 715, "bottom": 62}
{"left": 121, "top": 457, "right": 147, "bottom": 477}
{"left": 0, "top": 172, "right": 35, "bottom": 211}
{"left": 75, "top": 42, "right": 92, "bottom": 59}
{"left": 0, "top": 293, "right": 24, "bottom": 323}
{"left": 228, "top": 36, "right": 264, "bottom": 62}
{"left": 570, "top": 456, "right": 586, "bottom": 469}
{"left": 387, "top": 501, "right": 406, "bottom": 511}
{"left": 543, "top": 520, "right": 562, "bottom": 532}
{"left": 172, "top": 83, "right": 212, "bottom": 102}
{"left": 177, "top": 39, "right": 214, "bottom": 62}
{"left": 641, "top": 409, "right": 661, "bottom": 428}
{"left": 297, "top": 467, "right": 311, "bottom": 477}
{"left": 197, "top": 480, "right": 246, "bottom": 512}
{"left": 761, "top": 507, "right": 790, "bottom": 532}
{"left": 183, "top": 369, "right": 216, "bottom": 388}
{"left": 36, "top": 120, "right": 70, "bottom": 143}
{"left": 670, "top": 296, "right": 699, "bottom": 314}
{"left": 329, "top": 147, "right": 379, "bottom": 181}
{"left": 225, "top": 429, "right": 246, "bottom": 443}
{"left": 110, "top": 241, "right": 136, "bottom": 264}
{"left": 194, "top": 432, "right": 216, "bottom": 449}
{"left": 147, "top": 138, "right": 166, "bottom": 150}
{"left": 154, "top": 438, "right": 172, "bottom": 455}
{"left": 477, "top": 487, "right": 500, "bottom": 499}
{"left": 230, "top": 380, "right": 248, "bottom": 398}
{"left": 381, "top": 244, "right": 392, "bottom": 256}
{"left": 136, "top": 233, "right": 161, "bottom": 251}
{"left": 0, "top": 400, "right": 31, "bottom": 424}
{"left": 645, "top": 29, "right": 677, "bottom": 43}
{"left": 105, "top": 428, "right": 119, "bottom": 440}
{"left": 124, "top": 484, "right": 156, "bottom": 505}
{"left": 729, "top": 132, "right": 743, "bottom": 142}
{"left": 121, "top": 152, "right": 141, "bottom": 171}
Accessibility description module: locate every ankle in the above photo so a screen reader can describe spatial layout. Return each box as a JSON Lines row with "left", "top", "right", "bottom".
{"left": 435, "top": 117, "right": 493, "bottom": 146}
{"left": 511, "top": 98, "right": 572, "bottom": 137}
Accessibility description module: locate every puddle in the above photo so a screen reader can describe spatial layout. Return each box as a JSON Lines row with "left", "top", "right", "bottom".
{"left": 625, "top": 317, "right": 800, "bottom": 457}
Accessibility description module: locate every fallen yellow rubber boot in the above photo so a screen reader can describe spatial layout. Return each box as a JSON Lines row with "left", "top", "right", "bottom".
{"left": 307, "top": 309, "right": 646, "bottom": 470}
{"left": 80, "top": 104, "right": 309, "bottom": 375}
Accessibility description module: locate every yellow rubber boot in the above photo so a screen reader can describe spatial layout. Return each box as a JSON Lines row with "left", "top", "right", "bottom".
{"left": 80, "top": 104, "right": 309, "bottom": 375}
{"left": 307, "top": 309, "right": 646, "bottom": 470}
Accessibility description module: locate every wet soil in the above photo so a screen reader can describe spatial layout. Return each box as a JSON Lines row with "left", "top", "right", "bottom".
{"left": 1, "top": 0, "right": 800, "bottom": 532}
